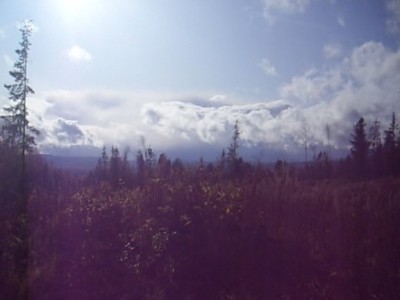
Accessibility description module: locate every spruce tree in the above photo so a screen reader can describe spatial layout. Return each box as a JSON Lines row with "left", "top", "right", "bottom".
{"left": 350, "top": 117, "right": 369, "bottom": 178}
{"left": 368, "top": 119, "right": 383, "bottom": 177}
{"left": 95, "top": 146, "right": 109, "bottom": 181}
{"left": 1, "top": 20, "right": 39, "bottom": 192}
{"left": 136, "top": 150, "right": 146, "bottom": 187}
{"left": 383, "top": 112, "right": 398, "bottom": 175}
{"left": 0, "top": 21, "right": 38, "bottom": 298}
{"left": 110, "top": 146, "right": 121, "bottom": 188}
{"left": 227, "top": 120, "right": 240, "bottom": 175}
{"left": 227, "top": 120, "right": 240, "bottom": 163}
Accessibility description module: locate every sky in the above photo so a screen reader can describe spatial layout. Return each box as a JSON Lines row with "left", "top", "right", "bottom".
{"left": 1, "top": 0, "right": 400, "bottom": 161}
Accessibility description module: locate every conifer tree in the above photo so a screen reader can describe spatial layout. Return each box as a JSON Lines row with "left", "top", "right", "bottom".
{"left": 1, "top": 20, "right": 39, "bottom": 191}
{"left": 136, "top": 150, "right": 146, "bottom": 187}
{"left": 121, "top": 148, "right": 134, "bottom": 188}
{"left": 0, "top": 21, "right": 38, "bottom": 298}
{"left": 219, "top": 148, "right": 226, "bottom": 170}
{"left": 301, "top": 120, "right": 310, "bottom": 165}
{"left": 368, "top": 119, "right": 383, "bottom": 177}
{"left": 145, "top": 146, "right": 156, "bottom": 171}
{"left": 95, "top": 146, "right": 109, "bottom": 181}
{"left": 157, "top": 153, "right": 171, "bottom": 178}
{"left": 383, "top": 112, "right": 398, "bottom": 175}
{"left": 110, "top": 146, "right": 121, "bottom": 187}
{"left": 227, "top": 120, "right": 240, "bottom": 175}
{"left": 227, "top": 120, "right": 240, "bottom": 163}
{"left": 350, "top": 117, "right": 369, "bottom": 177}
{"left": 384, "top": 113, "right": 396, "bottom": 151}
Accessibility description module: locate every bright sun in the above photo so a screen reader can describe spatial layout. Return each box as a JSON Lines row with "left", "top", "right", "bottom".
{"left": 58, "top": 0, "right": 94, "bottom": 19}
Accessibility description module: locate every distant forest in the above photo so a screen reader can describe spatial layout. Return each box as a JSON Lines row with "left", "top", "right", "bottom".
{"left": 1, "top": 21, "right": 400, "bottom": 299}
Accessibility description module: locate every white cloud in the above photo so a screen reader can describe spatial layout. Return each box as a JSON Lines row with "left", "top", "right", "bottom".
{"left": 386, "top": 0, "right": 400, "bottom": 34}
{"left": 348, "top": 41, "right": 399, "bottom": 85}
{"left": 280, "top": 67, "right": 343, "bottom": 106}
{"left": 140, "top": 100, "right": 293, "bottom": 148}
{"left": 260, "top": 58, "right": 278, "bottom": 77}
{"left": 30, "top": 90, "right": 221, "bottom": 152}
{"left": 280, "top": 40, "right": 400, "bottom": 148}
{"left": 29, "top": 89, "right": 297, "bottom": 158}
{"left": 323, "top": 43, "right": 342, "bottom": 59}
{"left": 67, "top": 45, "right": 92, "bottom": 62}
{"left": 29, "top": 41, "right": 400, "bottom": 160}
{"left": 262, "top": 0, "right": 312, "bottom": 20}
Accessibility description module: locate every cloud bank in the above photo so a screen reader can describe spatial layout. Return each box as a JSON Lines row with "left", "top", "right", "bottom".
{"left": 25, "top": 40, "right": 400, "bottom": 161}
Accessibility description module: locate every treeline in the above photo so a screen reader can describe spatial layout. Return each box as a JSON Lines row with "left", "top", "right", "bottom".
{"left": 85, "top": 121, "right": 251, "bottom": 189}
{"left": 82, "top": 112, "right": 400, "bottom": 191}
{"left": 296, "top": 113, "right": 400, "bottom": 180}
{"left": 347, "top": 113, "right": 400, "bottom": 178}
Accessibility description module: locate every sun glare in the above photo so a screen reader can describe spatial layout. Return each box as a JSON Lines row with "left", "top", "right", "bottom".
{"left": 58, "top": 0, "right": 94, "bottom": 19}
{"left": 67, "top": 0, "right": 83, "bottom": 11}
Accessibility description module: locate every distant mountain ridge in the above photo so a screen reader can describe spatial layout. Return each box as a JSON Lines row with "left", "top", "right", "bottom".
{"left": 42, "top": 155, "right": 98, "bottom": 174}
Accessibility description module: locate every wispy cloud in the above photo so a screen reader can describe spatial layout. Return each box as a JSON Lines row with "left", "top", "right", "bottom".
{"left": 385, "top": 0, "right": 400, "bottom": 34}
{"left": 260, "top": 58, "right": 278, "bottom": 77}
{"left": 337, "top": 15, "right": 345, "bottom": 27}
{"left": 67, "top": 45, "right": 92, "bottom": 62}
{"left": 262, "top": 0, "right": 313, "bottom": 21}
{"left": 323, "top": 43, "right": 342, "bottom": 59}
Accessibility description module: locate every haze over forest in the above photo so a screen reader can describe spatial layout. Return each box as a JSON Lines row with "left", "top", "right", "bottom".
{"left": 1, "top": 0, "right": 400, "bottom": 161}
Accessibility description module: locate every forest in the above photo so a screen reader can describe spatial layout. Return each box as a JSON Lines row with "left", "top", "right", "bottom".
{"left": 1, "top": 21, "right": 400, "bottom": 300}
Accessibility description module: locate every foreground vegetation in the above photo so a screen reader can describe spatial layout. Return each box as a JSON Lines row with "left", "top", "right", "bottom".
{"left": 1, "top": 152, "right": 399, "bottom": 299}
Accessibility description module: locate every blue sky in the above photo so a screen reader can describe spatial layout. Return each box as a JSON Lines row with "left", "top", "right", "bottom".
{"left": 1, "top": 0, "right": 400, "bottom": 160}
